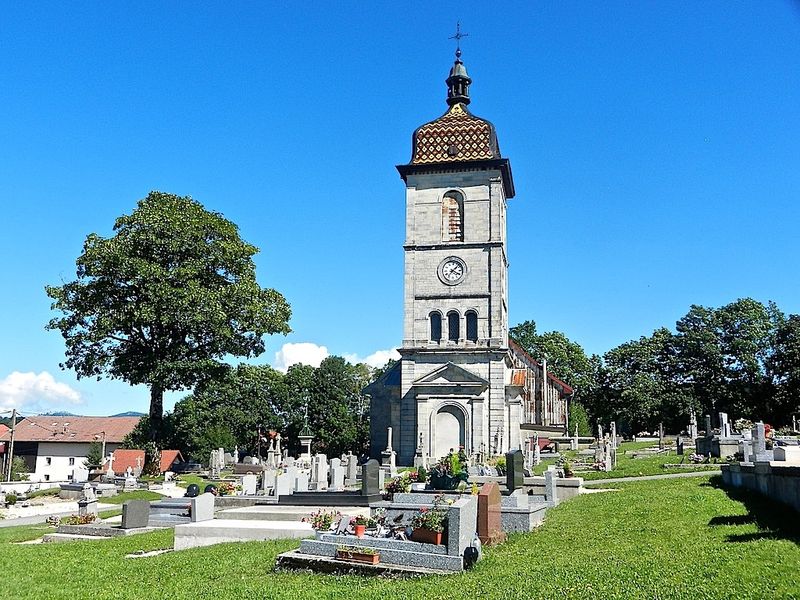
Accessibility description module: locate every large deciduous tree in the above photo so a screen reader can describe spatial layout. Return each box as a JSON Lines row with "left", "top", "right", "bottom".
{"left": 46, "top": 191, "right": 291, "bottom": 439}
{"left": 767, "top": 314, "right": 800, "bottom": 425}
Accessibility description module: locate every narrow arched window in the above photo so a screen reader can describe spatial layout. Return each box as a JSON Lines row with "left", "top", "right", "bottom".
{"left": 466, "top": 311, "right": 478, "bottom": 342}
{"left": 442, "top": 191, "right": 464, "bottom": 242}
{"left": 429, "top": 312, "right": 442, "bottom": 342}
{"left": 447, "top": 311, "right": 460, "bottom": 342}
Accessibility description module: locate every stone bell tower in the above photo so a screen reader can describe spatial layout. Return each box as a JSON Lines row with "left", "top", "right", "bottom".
{"left": 386, "top": 47, "right": 516, "bottom": 465}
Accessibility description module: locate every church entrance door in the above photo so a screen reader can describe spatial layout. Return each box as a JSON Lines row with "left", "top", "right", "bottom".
{"left": 434, "top": 405, "right": 465, "bottom": 460}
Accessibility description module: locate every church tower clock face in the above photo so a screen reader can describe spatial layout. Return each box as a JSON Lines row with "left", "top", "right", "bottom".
{"left": 438, "top": 256, "right": 466, "bottom": 285}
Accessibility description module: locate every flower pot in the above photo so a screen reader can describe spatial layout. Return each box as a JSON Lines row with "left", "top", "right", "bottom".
{"left": 354, "top": 524, "right": 366, "bottom": 538}
{"left": 411, "top": 528, "right": 443, "bottom": 545}
{"left": 336, "top": 550, "right": 380, "bottom": 564}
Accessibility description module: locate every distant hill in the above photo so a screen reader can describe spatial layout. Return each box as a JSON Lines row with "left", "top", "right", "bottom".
{"left": 110, "top": 411, "right": 146, "bottom": 418}
{"left": 41, "top": 411, "right": 81, "bottom": 417}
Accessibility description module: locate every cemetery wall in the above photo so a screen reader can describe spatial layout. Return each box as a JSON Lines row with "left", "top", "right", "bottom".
{"left": 722, "top": 462, "right": 800, "bottom": 513}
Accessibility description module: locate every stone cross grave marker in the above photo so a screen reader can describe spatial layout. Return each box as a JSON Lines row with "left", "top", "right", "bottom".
{"left": 752, "top": 422, "right": 766, "bottom": 460}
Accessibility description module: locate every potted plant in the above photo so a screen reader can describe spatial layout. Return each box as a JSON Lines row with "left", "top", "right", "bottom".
{"left": 351, "top": 514, "right": 371, "bottom": 538}
{"left": 304, "top": 509, "right": 341, "bottom": 537}
{"left": 428, "top": 449, "right": 469, "bottom": 490}
{"left": 336, "top": 544, "right": 380, "bottom": 564}
{"left": 410, "top": 506, "right": 447, "bottom": 545}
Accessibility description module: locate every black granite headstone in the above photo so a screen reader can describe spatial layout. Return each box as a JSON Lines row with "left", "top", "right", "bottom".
{"left": 121, "top": 500, "right": 150, "bottom": 529}
{"left": 505, "top": 450, "right": 524, "bottom": 492}
{"left": 676, "top": 435, "right": 684, "bottom": 455}
{"left": 361, "top": 459, "right": 380, "bottom": 496}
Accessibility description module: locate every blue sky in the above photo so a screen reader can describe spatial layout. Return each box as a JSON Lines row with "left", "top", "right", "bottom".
{"left": 1, "top": 2, "right": 799, "bottom": 417}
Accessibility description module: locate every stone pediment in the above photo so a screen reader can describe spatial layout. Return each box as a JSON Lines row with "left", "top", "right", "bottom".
{"left": 412, "top": 362, "right": 488, "bottom": 391}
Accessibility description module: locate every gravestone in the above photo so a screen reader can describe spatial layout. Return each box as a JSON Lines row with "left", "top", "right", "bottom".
{"left": 752, "top": 422, "right": 767, "bottom": 460}
{"left": 329, "top": 458, "right": 345, "bottom": 492}
{"left": 78, "top": 483, "right": 98, "bottom": 518}
{"left": 570, "top": 424, "right": 579, "bottom": 451}
{"left": 124, "top": 476, "right": 137, "bottom": 491}
{"left": 658, "top": 423, "right": 665, "bottom": 449}
{"left": 719, "top": 412, "right": 730, "bottom": 437}
{"left": 676, "top": 435, "right": 684, "bottom": 456}
{"left": 274, "top": 471, "right": 294, "bottom": 498}
{"left": 610, "top": 421, "right": 618, "bottom": 449}
{"left": 190, "top": 492, "right": 215, "bottom": 522}
{"left": 689, "top": 411, "right": 698, "bottom": 440}
{"left": 121, "top": 500, "right": 150, "bottom": 529}
{"left": 345, "top": 452, "right": 359, "bottom": 487}
{"left": 294, "top": 471, "right": 309, "bottom": 492}
{"left": 477, "top": 482, "right": 506, "bottom": 545}
{"left": 505, "top": 450, "right": 524, "bottom": 493}
{"left": 72, "top": 467, "right": 90, "bottom": 483}
{"left": 533, "top": 434, "right": 541, "bottom": 466}
{"left": 544, "top": 465, "right": 559, "bottom": 506}
{"left": 361, "top": 459, "right": 380, "bottom": 496}
{"left": 310, "top": 454, "right": 328, "bottom": 491}
{"left": 241, "top": 473, "right": 257, "bottom": 495}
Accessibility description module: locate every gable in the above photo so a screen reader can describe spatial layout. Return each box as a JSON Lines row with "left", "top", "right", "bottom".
{"left": 412, "top": 362, "right": 488, "bottom": 389}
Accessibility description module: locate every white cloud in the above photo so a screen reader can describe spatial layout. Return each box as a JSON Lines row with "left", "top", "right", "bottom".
{"left": 274, "top": 343, "right": 400, "bottom": 372}
{"left": 359, "top": 348, "right": 401, "bottom": 369}
{"left": 273, "top": 342, "right": 330, "bottom": 372}
{"left": 0, "top": 371, "right": 82, "bottom": 412}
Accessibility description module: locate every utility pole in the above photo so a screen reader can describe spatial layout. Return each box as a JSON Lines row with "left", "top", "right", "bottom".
{"left": 6, "top": 409, "right": 17, "bottom": 482}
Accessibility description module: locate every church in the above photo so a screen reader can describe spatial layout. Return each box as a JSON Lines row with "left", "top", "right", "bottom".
{"left": 366, "top": 49, "right": 572, "bottom": 466}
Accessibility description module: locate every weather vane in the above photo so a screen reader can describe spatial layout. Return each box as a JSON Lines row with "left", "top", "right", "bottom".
{"left": 449, "top": 21, "right": 469, "bottom": 58}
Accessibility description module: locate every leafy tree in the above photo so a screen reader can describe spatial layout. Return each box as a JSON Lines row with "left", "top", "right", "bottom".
{"left": 83, "top": 441, "right": 103, "bottom": 469}
{"left": 45, "top": 191, "right": 291, "bottom": 439}
{"left": 767, "top": 314, "right": 800, "bottom": 425}
{"left": 568, "top": 401, "right": 591, "bottom": 436}
{"left": 10, "top": 457, "right": 29, "bottom": 481}
{"left": 675, "top": 298, "right": 781, "bottom": 420}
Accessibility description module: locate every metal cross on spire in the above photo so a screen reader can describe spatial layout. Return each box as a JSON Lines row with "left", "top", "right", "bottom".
{"left": 449, "top": 21, "right": 469, "bottom": 59}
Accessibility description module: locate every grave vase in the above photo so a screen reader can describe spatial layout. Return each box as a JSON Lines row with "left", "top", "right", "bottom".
{"left": 354, "top": 524, "right": 366, "bottom": 538}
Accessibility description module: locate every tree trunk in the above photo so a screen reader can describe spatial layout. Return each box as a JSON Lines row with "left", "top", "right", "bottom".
{"left": 149, "top": 383, "right": 164, "bottom": 441}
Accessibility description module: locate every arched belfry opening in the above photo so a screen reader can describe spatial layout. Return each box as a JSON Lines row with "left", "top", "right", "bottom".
{"left": 442, "top": 191, "right": 464, "bottom": 242}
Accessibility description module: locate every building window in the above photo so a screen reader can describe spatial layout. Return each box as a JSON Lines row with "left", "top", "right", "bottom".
{"left": 44, "top": 474, "right": 50, "bottom": 481}
{"left": 442, "top": 191, "right": 464, "bottom": 242}
{"left": 466, "top": 310, "right": 478, "bottom": 342}
{"left": 69, "top": 457, "right": 75, "bottom": 466}
{"left": 45, "top": 457, "right": 52, "bottom": 466}
{"left": 447, "top": 311, "right": 460, "bottom": 342}
{"left": 429, "top": 311, "right": 442, "bottom": 342}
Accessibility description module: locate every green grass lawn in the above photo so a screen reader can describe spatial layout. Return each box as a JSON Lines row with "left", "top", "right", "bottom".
{"left": 102, "top": 490, "right": 164, "bottom": 504}
{"left": 531, "top": 441, "right": 721, "bottom": 480}
{"left": 1, "top": 475, "right": 798, "bottom": 599}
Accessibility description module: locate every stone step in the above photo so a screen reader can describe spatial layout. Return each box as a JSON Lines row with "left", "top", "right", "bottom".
{"left": 316, "top": 532, "right": 447, "bottom": 555}
{"left": 173, "top": 519, "right": 314, "bottom": 550}
{"left": 275, "top": 549, "right": 455, "bottom": 576}
{"left": 297, "top": 538, "right": 462, "bottom": 572}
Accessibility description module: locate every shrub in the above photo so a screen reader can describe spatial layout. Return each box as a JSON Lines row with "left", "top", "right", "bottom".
{"left": 416, "top": 466, "right": 427, "bottom": 483}
{"left": 6, "top": 494, "right": 17, "bottom": 505}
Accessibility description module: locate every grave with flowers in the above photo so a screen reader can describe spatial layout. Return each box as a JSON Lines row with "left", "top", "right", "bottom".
{"left": 276, "top": 490, "right": 479, "bottom": 574}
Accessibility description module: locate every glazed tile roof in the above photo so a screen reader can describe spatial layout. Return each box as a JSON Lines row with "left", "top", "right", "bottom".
{"left": 0, "top": 416, "right": 140, "bottom": 443}
{"left": 411, "top": 103, "right": 500, "bottom": 165}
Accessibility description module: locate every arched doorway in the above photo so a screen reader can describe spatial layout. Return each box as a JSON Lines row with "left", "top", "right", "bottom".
{"left": 434, "top": 405, "right": 466, "bottom": 459}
